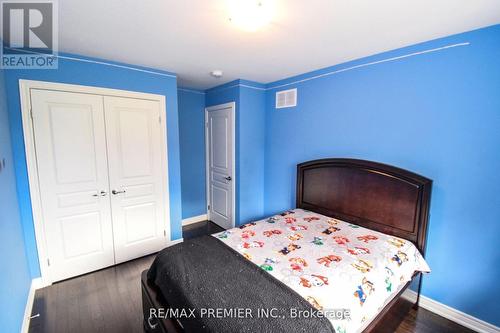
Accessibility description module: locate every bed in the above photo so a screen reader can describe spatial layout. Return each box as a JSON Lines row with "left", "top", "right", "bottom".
{"left": 142, "top": 158, "right": 432, "bottom": 333}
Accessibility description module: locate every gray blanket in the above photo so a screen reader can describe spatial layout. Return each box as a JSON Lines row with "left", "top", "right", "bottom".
{"left": 147, "top": 235, "right": 335, "bottom": 333}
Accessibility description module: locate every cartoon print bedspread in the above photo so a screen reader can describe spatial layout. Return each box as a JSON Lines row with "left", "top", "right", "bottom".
{"left": 212, "top": 209, "right": 430, "bottom": 333}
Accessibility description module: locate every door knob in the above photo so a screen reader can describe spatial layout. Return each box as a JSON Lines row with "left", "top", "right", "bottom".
{"left": 225, "top": 176, "right": 232, "bottom": 181}
{"left": 112, "top": 189, "right": 126, "bottom": 195}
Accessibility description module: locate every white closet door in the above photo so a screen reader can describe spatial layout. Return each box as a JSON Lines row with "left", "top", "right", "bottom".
{"left": 30, "top": 89, "right": 115, "bottom": 282}
{"left": 104, "top": 96, "right": 167, "bottom": 263}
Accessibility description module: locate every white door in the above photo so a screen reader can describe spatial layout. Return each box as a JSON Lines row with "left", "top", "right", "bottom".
{"left": 206, "top": 103, "right": 235, "bottom": 229}
{"left": 30, "top": 90, "right": 115, "bottom": 282}
{"left": 104, "top": 96, "right": 168, "bottom": 263}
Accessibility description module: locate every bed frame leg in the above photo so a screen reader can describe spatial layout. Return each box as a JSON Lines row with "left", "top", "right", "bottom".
{"left": 413, "top": 272, "right": 423, "bottom": 309}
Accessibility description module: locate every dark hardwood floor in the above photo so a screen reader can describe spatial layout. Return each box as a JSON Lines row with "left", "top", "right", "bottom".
{"left": 181, "top": 220, "right": 225, "bottom": 239}
{"left": 29, "top": 221, "right": 472, "bottom": 333}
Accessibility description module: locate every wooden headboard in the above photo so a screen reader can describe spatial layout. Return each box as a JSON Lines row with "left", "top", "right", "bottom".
{"left": 296, "top": 158, "right": 432, "bottom": 254}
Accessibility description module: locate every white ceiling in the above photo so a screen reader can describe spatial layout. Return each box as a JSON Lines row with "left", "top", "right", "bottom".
{"left": 59, "top": 0, "right": 500, "bottom": 89}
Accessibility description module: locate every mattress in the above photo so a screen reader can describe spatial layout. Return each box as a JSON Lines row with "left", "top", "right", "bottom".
{"left": 212, "top": 209, "right": 430, "bottom": 333}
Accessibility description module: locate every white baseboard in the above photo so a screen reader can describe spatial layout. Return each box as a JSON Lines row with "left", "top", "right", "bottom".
{"left": 168, "top": 238, "right": 184, "bottom": 246}
{"left": 21, "top": 277, "right": 43, "bottom": 333}
{"left": 182, "top": 214, "right": 208, "bottom": 226}
{"left": 402, "top": 290, "right": 499, "bottom": 333}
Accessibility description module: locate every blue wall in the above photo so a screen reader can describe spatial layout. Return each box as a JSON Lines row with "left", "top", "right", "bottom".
{"left": 263, "top": 25, "right": 500, "bottom": 325}
{"left": 178, "top": 88, "right": 207, "bottom": 219}
{"left": 205, "top": 80, "right": 266, "bottom": 225}
{"left": 238, "top": 83, "right": 266, "bottom": 222}
{"left": 4, "top": 53, "right": 184, "bottom": 278}
{"left": 0, "top": 69, "right": 32, "bottom": 333}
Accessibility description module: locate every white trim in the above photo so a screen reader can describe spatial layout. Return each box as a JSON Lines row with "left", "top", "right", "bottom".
{"left": 267, "top": 42, "right": 470, "bottom": 90}
{"left": 157, "top": 89, "right": 172, "bottom": 254}
{"left": 19, "top": 79, "right": 171, "bottom": 286}
{"left": 240, "top": 84, "right": 266, "bottom": 91}
{"left": 402, "top": 290, "right": 499, "bottom": 333}
{"left": 178, "top": 88, "right": 205, "bottom": 95}
{"left": 19, "top": 80, "right": 169, "bottom": 102}
{"left": 206, "top": 83, "right": 265, "bottom": 94}
{"left": 182, "top": 214, "right": 208, "bottom": 226}
{"left": 205, "top": 102, "right": 236, "bottom": 229}
{"left": 205, "top": 111, "right": 210, "bottom": 223}
{"left": 21, "top": 278, "right": 43, "bottom": 333}
{"left": 4, "top": 47, "right": 176, "bottom": 78}
{"left": 205, "top": 84, "right": 241, "bottom": 94}
{"left": 205, "top": 43, "right": 471, "bottom": 94}
{"left": 168, "top": 238, "right": 184, "bottom": 246}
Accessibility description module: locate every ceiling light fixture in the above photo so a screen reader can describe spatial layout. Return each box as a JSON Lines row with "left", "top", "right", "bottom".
{"left": 227, "top": 0, "right": 275, "bottom": 32}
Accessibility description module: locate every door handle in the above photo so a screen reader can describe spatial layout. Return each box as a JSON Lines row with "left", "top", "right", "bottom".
{"left": 225, "top": 176, "right": 232, "bottom": 181}
{"left": 93, "top": 191, "right": 107, "bottom": 197}
{"left": 112, "top": 189, "right": 126, "bottom": 195}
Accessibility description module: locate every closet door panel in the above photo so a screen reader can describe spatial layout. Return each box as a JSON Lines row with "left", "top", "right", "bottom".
{"left": 30, "top": 90, "right": 115, "bottom": 282}
{"left": 104, "top": 96, "right": 167, "bottom": 263}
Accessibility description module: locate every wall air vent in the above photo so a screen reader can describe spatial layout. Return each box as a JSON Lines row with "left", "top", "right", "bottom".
{"left": 275, "top": 88, "right": 297, "bottom": 109}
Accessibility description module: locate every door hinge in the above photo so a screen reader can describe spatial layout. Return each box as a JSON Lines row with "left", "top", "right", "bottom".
{"left": 158, "top": 116, "right": 161, "bottom": 123}
{"left": 163, "top": 230, "right": 166, "bottom": 237}
{"left": 30, "top": 108, "right": 33, "bottom": 120}
{"left": 47, "top": 258, "right": 50, "bottom": 266}
{"left": 207, "top": 204, "right": 210, "bottom": 210}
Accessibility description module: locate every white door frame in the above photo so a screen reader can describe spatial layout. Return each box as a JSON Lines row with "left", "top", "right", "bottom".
{"left": 19, "top": 79, "right": 171, "bottom": 286}
{"left": 205, "top": 102, "right": 236, "bottom": 229}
